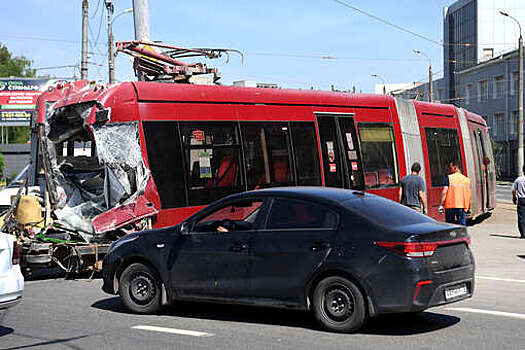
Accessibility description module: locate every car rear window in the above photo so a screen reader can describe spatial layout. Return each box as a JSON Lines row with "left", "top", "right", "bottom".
{"left": 267, "top": 198, "right": 338, "bottom": 229}
{"left": 343, "top": 196, "right": 434, "bottom": 227}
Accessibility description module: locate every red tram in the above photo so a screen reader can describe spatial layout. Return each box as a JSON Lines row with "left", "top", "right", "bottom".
{"left": 37, "top": 81, "right": 495, "bottom": 235}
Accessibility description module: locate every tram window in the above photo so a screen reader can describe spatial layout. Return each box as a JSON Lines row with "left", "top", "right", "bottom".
{"left": 291, "top": 123, "right": 321, "bottom": 185}
{"left": 180, "top": 122, "right": 244, "bottom": 206}
{"left": 424, "top": 128, "right": 462, "bottom": 187}
{"left": 358, "top": 124, "right": 398, "bottom": 189}
{"left": 143, "top": 121, "right": 186, "bottom": 208}
{"left": 242, "top": 122, "right": 294, "bottom": 189}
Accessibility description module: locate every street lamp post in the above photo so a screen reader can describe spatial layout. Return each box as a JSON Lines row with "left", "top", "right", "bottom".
{"left": 413, "top": 49, "right": 433, "bottom": 102}
{"left": 371, "top": 74, "right": 386, "bottom": 95}
{"left": 500, "top": 10, "right": 523, "bottom": 177}
{"left": 105, "top": 0, "right": 133, "bottom": 84}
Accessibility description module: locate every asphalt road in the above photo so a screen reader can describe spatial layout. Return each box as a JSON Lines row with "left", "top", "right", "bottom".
{"left": 1, "top": 204, "right": 524, "bottom": 350}
{"left": 496, "top": 183, "right": 513, "bottom": 204}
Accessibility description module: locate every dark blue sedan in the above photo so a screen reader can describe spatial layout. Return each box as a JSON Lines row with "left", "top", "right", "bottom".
{"left": 102, "top": 187, "right": 474, "bottom": 333}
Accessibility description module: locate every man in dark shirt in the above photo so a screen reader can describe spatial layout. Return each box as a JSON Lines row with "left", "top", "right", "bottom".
{"left": 399, "top": 162, "right": 426, "bottom": 213}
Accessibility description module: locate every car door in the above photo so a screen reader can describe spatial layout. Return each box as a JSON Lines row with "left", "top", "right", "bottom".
{"left": 168, "top": 198, "right": 268, "bottom": 299}
{"left": 250, "top": 197, "right": 339, "bottom": 301}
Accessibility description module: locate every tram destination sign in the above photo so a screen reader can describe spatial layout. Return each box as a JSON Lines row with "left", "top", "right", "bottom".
{"left": 0, "top": 78, "right": 53, "bottom": 125}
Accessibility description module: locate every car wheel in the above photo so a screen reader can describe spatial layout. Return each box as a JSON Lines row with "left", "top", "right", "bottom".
{"left": 312, "top": 276, "right": 366, "bottom": 333}
{"left": 119, "top": 262, "right": 161, "bottom": 314}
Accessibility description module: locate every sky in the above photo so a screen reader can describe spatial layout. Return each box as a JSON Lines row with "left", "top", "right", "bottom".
{"left": 0, "top": 0, "right": 456, "bottom": 92}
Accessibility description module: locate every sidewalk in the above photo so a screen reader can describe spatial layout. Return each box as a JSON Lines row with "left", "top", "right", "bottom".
{"left": 469, "top": 202, "right": 525, "bottom": 280}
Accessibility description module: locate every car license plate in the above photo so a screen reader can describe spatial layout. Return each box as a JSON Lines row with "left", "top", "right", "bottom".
{"left": 444, "top": 283, "right": 468, "bottom": 300}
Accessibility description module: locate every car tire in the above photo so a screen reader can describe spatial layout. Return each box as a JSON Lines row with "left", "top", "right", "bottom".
{"left": 119, "top": 262, "right": 162, "bottom": 314}
{"left": 312, "top": 276, "right": 366, "bottom": 333}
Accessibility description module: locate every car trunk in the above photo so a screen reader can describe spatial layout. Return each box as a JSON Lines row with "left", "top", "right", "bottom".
{"left": 400, "top": 222, "right": 472, "bottom": 271}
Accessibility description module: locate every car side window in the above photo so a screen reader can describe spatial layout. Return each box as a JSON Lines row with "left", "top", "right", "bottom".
{"left": 266, "top": 199, "right": 338, "bottom": 230}
{"left": 193, "top": 200, "right": 263, "bottom": 233}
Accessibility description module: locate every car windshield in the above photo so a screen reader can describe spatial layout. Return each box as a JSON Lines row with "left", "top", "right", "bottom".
{"left": 343, "top": 195, "right": 434, "bottom": 228}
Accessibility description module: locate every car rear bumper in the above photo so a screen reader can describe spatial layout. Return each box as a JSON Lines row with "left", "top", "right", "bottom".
{"left": 370, "top": 261, "right": 475, "bottom": 315}
{"left": 0, "top": 265, "right": 24, "bottom": 310}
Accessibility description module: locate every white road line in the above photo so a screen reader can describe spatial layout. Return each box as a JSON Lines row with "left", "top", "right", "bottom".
{"left": 446, "top": 307, "right": 525, "bottom": 320}
{"left": 132, "top": 325, "right": 214, "bottom": 337}
{"left": 476, "top": 276, "right": 525, "bottom": 284}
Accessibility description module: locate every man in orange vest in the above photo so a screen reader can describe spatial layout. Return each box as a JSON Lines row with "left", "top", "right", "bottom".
{"left": 439, "top": 161, "right": 471, "bottom": 225}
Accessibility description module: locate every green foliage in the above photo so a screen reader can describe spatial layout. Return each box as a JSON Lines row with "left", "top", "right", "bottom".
{"left": 0, "top": 43, "right": 35, "bottom": 77}
{"left": 0, "top": 152, "right": 4, "bottom": 176}
{"left": 6, "top": 126, "right": 30, "bottom": 144}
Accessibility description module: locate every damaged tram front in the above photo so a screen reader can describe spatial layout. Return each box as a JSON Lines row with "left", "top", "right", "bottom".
{"left": 4, "top": 82, "right": 158, "bottom": 274}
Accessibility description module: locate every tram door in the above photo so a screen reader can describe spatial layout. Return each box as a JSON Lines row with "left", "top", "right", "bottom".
{"left": 316, "top": 114, "right": 364, "bottom": 189}
{"left": 473, "top": 129, "right": 492, "bottom": 210}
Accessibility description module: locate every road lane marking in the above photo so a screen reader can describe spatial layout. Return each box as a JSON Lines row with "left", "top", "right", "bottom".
{"left": 132, "top": 325, "right": 214, "bottom": 337}
{"left": 476, "top": 276, "right": 525, "bottom": 284}
{"left": 446, "top": 308, "right": 525, "bottom": 320}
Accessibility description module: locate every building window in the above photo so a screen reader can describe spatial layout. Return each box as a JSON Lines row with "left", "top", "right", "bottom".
{"left": 465, "top": 84, "right": 473, "bottom": 105}
{"left": 493, "top": 75, "right": 505, "bottom": 99}
{"left": 510, "top": 111, "right": 518, "bottom": 136}
{"left": 478, "top": 80, "right": 488, "bottom": 101}
{"left": 494, "top": 113, "right": 505, "bottom": 137}
{"left": 482, "top": 48, "right": 494, "bottom": 60}
{"left": 511, "top": 71, "right": 519, "bottom": 95}
{"left": 424, "top": 128, "right": 463, "bottom": 187}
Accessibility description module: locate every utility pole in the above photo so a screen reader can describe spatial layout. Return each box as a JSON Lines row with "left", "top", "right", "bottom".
{"left": 133, "top": 0, "right": 151, "bottom": 42}
{"left": 132, "top": 0, "right": 151, "bottom": 81}
{"left": 500, "top": 11, "right": 523, "bottom": 176}
{"left": 518, "top": 32, "right": 523, "bottom": 174}
{"left": 105, "top": 0, "right": 115, "bottom": 84}
{"left": 429, "top": 63, "right": 433, "bottom": 103}
{"left": 81, "top": 0, "right": 89, "bottom": 80}
{"left": 413, "top": 49, "right": 432, "bottom": 102}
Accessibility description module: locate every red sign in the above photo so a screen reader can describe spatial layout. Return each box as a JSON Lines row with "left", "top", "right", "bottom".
{"left": 329, "top": 163, "right": 337, "bottom": 172}
{"left": 192, "top": 129, "right": 205, "bottom": 141}
{"left": 351, "top": 161, "right": 358, "bottom": 171}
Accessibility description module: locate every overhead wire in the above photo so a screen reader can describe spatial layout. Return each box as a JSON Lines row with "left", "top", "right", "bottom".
{"left": 330, "top": 0, "right": 443, "bottom": 47}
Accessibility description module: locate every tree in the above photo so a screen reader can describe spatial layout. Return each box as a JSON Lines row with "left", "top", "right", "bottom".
{"left": 0, "top": 43, "right": 34, "bottom": 146}
{"left": 0, "top": 43, "right": 35, "bottom": 77}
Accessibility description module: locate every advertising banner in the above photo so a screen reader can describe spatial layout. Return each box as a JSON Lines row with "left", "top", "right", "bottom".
{"left": 0, "top": 78, "right": 61, "bottom": 124}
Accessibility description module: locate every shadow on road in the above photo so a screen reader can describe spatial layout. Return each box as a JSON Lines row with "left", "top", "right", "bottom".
{"left": 92, "top": 297, "right": 459, "bottom": 335}
{"left": 361, "top": 312, "right": 460, "bottom": 335}
{"left": 0, "top": 326, "right": 14, "bottom": 337}
{"left": 24, "top": 267, "right": 102, "bottom": 282}
{"left": 490, "top": 234, "right": 523, "bottom": 239}
{"left": 2, "top": 332, "right": 91, "bottom": 350}
{"left": 468, "top": 212, "right": 491, "bottom": 226}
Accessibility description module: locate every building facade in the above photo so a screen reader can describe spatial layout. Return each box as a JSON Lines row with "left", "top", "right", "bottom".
{"left": 400, "top": 0, "right": 525, "bottom": 178}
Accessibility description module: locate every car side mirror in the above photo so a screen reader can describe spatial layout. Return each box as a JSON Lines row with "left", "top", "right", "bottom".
{"left": 180, "top": 222, "right": 192, "bottom": 235}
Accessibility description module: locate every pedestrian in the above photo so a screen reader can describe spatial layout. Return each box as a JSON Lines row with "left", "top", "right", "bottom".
{"left": 399, "top": 162, "right": 426, "bottom": 213}
{"left": 511, "top": 165, "right": 525, "bottom": 239}
{"left": 439, "top": 161, "right": 471, "bottom": 225}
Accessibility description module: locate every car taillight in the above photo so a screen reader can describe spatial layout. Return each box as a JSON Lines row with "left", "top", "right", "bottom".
{"left": 375, "top": 237, "right": 471, "bottom": 258}
{"left": 12, "top": 241, "right": 20, "bottom": 265}
{"left": 375, "top": 241, "right": 437, "bottom": 257}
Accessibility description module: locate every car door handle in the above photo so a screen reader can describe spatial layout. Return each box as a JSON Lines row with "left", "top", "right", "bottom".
{"left": 310, "top": 242, "right": 331, "bottom": 252}
{"left": 230, "top": 243, "right": 249, "bottom": 252}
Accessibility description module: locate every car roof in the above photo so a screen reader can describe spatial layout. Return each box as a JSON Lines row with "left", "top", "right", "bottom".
{"left": 223, "top": 187, "right": 371, "bottom": 206}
